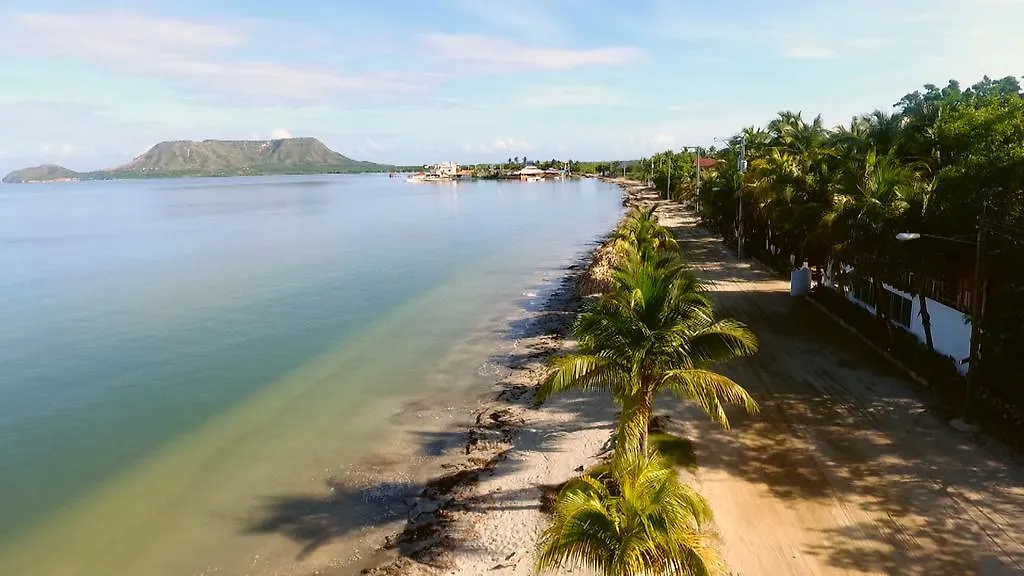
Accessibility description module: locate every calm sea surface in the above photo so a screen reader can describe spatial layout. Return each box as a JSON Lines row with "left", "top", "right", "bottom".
{"left": 0, "top": 174, "right": 621, "bottom": 575}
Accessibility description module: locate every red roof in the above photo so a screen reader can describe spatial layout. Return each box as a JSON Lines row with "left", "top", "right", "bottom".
{"left": 697, "top": 158, "right": 719, "bottom": 169}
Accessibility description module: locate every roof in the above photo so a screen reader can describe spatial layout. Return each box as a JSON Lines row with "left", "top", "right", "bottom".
{"left": 697, "top": 158, "right": 719, "bottom": 169}
{"left": 517, "top": 166, "right": 545, "bottom": 175}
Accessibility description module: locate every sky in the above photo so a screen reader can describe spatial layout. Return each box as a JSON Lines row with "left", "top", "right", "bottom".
{"left": 1, "top": 0, "right": 1023, "bottom": 172}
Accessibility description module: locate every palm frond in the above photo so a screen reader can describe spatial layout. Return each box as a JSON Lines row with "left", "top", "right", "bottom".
{"left": 661, "top": 369, "right": 760, "bottom": 428}
{"left": 685, "top": 318, "right": 759, "bottom": 365}
{"left": 537, "top": 355, "right": 626, "bottom": 404}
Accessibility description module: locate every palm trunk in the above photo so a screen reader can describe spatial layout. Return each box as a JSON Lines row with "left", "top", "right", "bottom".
{"left": 617, "top": 389, "right": 654, "bottom": 459}
{"left": 918, "top": 292, "right": 935, "bottom": 352}
{"left": 637, "top": 389, "right": 653, "bottom": 458}
{"left": 910, "top": 273, "right": 935, "bottom": 352}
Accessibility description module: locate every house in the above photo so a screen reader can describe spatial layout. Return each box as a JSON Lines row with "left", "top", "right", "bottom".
{"left": 823, "top": 265, "right": 973, "bottom": 373}
{"left": 517, "top": 165, "right": 546, "bottom": 181}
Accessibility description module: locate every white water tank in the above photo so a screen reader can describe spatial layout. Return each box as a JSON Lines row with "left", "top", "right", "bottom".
{"left": 790, "top": 264, "right": 811, "bottom": 297}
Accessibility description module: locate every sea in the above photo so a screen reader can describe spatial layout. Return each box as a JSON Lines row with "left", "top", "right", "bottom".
{"left": 0, "top": 174, "right": 622, "bottom": 575}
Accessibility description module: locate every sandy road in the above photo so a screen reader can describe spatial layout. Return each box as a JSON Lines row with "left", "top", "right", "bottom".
{"left": 650, "top": 197, "right": 1024, "bottom": 575}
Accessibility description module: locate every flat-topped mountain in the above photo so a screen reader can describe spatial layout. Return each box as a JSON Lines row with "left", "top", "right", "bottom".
{"left": 2, "top": 138, "right": 392, "bottom": 183}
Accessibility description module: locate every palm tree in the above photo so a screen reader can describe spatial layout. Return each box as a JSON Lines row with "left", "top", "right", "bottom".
{"left": 829, "top": 151, "right": 926, "bottom": 336}
{"left": 538, "top": 236, "right": 758, "bottom": 456}
{"left": 536, "top": 452, "right": 723, "bottom": 576}
{"left": 612, "top": 206, "right": 679, "bottom": 258}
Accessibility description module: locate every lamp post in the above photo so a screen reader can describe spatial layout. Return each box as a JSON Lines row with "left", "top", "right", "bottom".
{"left": 896, "top": 224, "right": 985, "bottom": 427}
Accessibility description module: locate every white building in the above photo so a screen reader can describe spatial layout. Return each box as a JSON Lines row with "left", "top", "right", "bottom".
{"left": 430, "top": 162, "right": 459, "bottom": 177}
{"left": 517, "top": 166, "right": 546, "bottom": 181}
{"left": 824, "top": 266, "right": 972, "bottom": 373}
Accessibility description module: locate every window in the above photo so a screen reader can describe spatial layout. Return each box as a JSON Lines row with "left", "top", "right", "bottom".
{"left": 887, "top": 289, "right": 913, "bottom": 328}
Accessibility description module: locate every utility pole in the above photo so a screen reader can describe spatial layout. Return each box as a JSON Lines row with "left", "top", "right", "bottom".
{"left": 666, "top": 154, "right": 672, "bottom": 199}
{"left": 737, "top": 135, "right": 747, "bottom": 259}
{"left": 965, "top": 203, "right": 987, "bottom": 423}
{"left": 695, "top": 148, "right": 701, "bottom": 193}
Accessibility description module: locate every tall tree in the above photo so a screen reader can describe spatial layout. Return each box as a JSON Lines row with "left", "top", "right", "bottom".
{"left": 538, "top": 210, "right": 758, "bottom": 456}
{"left": 828, "top": 151, "right": 926, "bottom": 336}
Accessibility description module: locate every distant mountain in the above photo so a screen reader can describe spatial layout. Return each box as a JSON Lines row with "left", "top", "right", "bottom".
{"left": 2, "top": 164, "right": 81, "bottom": 184}
{"left": 2, "top": 138, "right": 394, "bottom": 183}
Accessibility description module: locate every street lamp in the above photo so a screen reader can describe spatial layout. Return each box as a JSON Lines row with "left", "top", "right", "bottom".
{"left": 896, "top": 229, "right": 984, "bottom": 428}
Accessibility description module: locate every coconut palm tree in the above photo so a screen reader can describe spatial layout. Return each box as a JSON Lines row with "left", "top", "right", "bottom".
{"left": 612, "top": 206, "right": 679, "bottom": 258}
{"left": 538, "top": 240, "right": 758, "bottom": 456}
{"left": 829, "top": 151, "right": 926, "bottom": 335}
{"left": 536, "top": 451, "right": 723, "bottom": 576}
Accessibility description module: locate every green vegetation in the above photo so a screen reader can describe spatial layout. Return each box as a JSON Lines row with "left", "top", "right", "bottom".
{"left": 688, "top": 75, "right": 1024, "bottom": 441}
{"left": 2, "top": 138, "right": 396, "bottom": 183}
{"left": 537, "top": 452, "right": 721, "bottom": 576}
{"left": 537, "top": 207, "right": 758, "bottom": 456}
{"left": 2, "top": 164, "right": 80, "bottom": 184}
{"left": 536, "top": 207, "right": 757, "bottom": 575}
{"left": 649, "top": 432, "right": 697, "bottom": 471}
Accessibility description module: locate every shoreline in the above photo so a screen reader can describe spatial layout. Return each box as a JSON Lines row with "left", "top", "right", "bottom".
{"left": 359, "top": 178, "right": 652, "bottom": 575}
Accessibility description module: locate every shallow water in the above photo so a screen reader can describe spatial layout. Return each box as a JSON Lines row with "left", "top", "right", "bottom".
{"left": 0, "top": 174, "right": 621, "bottom": 575}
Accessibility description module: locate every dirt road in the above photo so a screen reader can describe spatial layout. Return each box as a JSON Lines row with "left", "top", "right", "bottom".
{"left": 651, "top": 197, "right": 1024, "bottom": 575}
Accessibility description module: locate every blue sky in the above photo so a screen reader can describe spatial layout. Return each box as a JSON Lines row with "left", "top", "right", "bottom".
{"left": 1, "top": 0, "right": 1022, "bottom": 172}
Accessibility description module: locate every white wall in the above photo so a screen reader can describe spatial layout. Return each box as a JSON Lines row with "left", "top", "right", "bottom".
{"left": 843, "top": 283, "right": 972, "bottom": 374}
{"left": 823, "top": 263, "right": 972, "bottom": 373}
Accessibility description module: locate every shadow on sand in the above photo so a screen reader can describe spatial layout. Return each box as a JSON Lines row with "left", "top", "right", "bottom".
{"left": 648, "top": 196, "right": 1024, "bottom": 576}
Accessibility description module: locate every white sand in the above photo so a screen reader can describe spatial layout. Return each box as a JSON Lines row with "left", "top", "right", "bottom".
{"left": 366, "top": 180, "right": 1024, "bottom": 576}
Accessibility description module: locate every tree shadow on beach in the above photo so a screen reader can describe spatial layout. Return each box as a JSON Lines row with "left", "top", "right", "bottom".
{"left": 649, "top": 198, "right": 1024, "bottom": 575}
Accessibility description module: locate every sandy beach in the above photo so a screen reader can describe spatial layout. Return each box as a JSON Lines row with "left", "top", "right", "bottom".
{"left": 357, "top": 178, "right": 1024, "bottom": 576}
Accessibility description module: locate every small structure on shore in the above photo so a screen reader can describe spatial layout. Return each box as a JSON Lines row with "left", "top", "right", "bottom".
{"left": 517, "top": 166, "right": 546, "bottom": 181}
{"left": 407, "top": 161, "right": 460, "bottom": 182}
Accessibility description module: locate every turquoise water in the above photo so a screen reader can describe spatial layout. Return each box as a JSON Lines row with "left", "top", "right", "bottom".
{"left": 0, "top": 175, "right": 621, "bottom": 574}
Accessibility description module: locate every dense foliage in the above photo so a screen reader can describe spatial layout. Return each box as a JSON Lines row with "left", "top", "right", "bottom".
{"left": 692, "top": 76, "right": 1024, "bottom": 432}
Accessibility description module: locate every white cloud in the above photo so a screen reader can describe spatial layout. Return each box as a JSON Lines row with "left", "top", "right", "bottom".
{"left": 8, "top": 12, "right": 426, "bottom": 103}
{"left": 271, "top": 128, "right": 292, "bottom": 139}
{"left": 422, "top": 34, "right": 644, "bottom": 70}
{"left": 517, "top": 84, "right": 627, "bottom": 108}
{"left": 650, "top": 133, "right": 676, "bottom": 149}
{"left": 491, "top": 138, "right": 531, "bottom": 152}
{"left": 463, "top": 138, "right": 532, "bottom": 154}
{"left": 13, "top": 12, "right": 243, "bottom": 55}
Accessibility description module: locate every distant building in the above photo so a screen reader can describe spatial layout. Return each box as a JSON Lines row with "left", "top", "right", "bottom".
{"left": 431, "top": 162, "right": 460, "bottom": 177}
{"left": 517, "top": 165, "right": 546, "bottom": 181}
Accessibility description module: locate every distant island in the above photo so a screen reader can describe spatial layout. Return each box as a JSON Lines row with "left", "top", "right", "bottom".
{"left": 2, "top": 137, "right": 401, "bottom": 183}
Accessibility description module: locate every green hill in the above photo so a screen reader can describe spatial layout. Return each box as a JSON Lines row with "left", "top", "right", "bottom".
{"left": 2, "top": 138, "right": 393, "bottom": 183}
{"left": 2, "top": 164, "right": 81, "bottom": 183}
